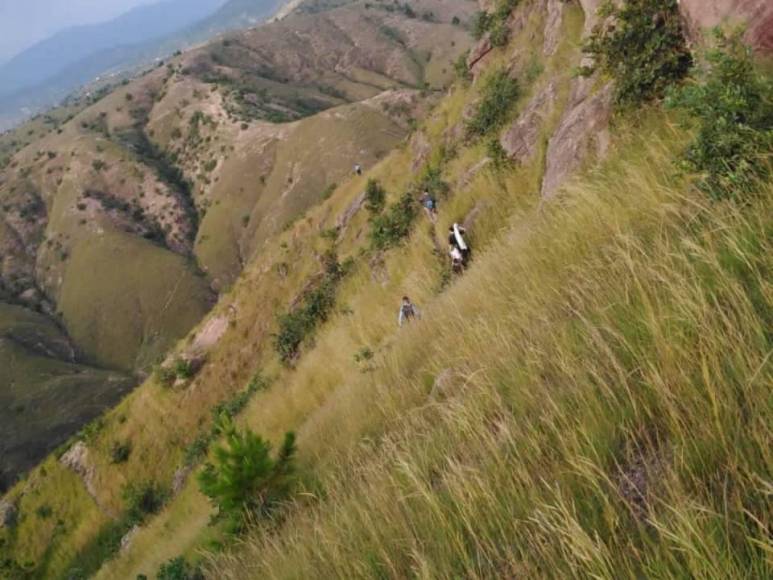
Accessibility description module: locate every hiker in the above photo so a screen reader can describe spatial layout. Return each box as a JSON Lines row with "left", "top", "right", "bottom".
{"left": 450, "top": 246, "right": 465, "bottom": 274}
{"left": 354, "top": 163, "right": 363, "bottom": 176}
{"left": 398, "top": 296, "right": 420, "bottom": 327}
{"left": 419, "top": 190, "right": 437, "bottom": 222}
{"left": 448, "top": 223, "right": 470, "bottom": 265}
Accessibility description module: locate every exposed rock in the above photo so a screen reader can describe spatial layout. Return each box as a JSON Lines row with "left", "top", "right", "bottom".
{"left": 0, "top": 499, "right": 17, "bottom": 528}
{"left": 172, "top": 465, "right": 193, "bottom": 495}
{"left": 190, "top": 316, "right": 229, "bottom": 356}
{"left": 60, "top": 442, "right": 98, "bottom": 502}
{"left": 543, "top": 0, "right": 565, "bottom": 56}
{"left": 468, "top": 36, "right": 493, "bottom": 80}
{"left": 678, "top": 0, "right": 773, "bottom": 53}
{"left": 541, "top": 82, "right": 614, "bottom": 198}
{"left": 120, "top": 525, "right": 141, "bottom": 553}
{"left": 500, "top": 81, "right": 557, "bottom": 164}
{"left": 336, "top": 192, "right": 367, "bottom": 235}
{"left": 410, "top": 130, "right": 432, "bottom": 172}
{"left": 578, "top": 0, "right": 607, "bottom": 35}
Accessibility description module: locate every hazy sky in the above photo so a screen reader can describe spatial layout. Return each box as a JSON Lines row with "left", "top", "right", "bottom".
{"left": 0, "top": 0, "right": 157, "bottom": 63}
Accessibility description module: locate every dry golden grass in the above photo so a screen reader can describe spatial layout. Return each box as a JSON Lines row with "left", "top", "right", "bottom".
{"left": 208, "top": 125, "right": 772, "bottom": 579}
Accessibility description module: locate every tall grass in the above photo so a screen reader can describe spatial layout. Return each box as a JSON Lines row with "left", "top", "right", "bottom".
{"left": 210, "top": 132, "right": 772, "bottom": 578}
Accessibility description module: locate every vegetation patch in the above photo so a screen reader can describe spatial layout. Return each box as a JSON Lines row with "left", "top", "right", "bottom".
{"left": 198, "top": 416, "right": 297, "bottom": 532}
{"left": 668, "top": 32, "right": 773, "bottom": 199}
{"left": 368, "top": 192, "right": 419, "bottom": 251}
{"left": 465, "top": 68, "right": 520, "bottom": 138}
{"left": 583, "top": 0, "right": 692, "bottom": 106}
{"left": 274, "top": 251, "right": 349, "bottom": 364}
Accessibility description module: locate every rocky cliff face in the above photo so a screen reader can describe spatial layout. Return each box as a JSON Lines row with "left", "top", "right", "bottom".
{"left": 679, "top": 0, "right": 773, "bottom": 53}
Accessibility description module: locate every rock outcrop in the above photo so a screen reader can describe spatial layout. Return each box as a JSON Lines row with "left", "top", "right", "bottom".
{"left": 541, "top": 81, "right": 613, "bottom": 198}
{"left": 500, "top": 81, "right": 557, "bottom": 164}
{"left": 59, "top": 442, "right": 99, "bottom": 506}
{"left": 678, "top": 0, "right": 773, "bottom": 53}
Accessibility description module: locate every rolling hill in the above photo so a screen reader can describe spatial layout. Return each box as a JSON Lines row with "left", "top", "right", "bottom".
{"left": 0, "top": 0, "right": 286, "bottom": 130}
{"left": 0, "top": 0, "right": 474, "bottom": 496}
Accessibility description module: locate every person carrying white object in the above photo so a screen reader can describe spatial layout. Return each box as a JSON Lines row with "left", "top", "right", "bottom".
{"left": 450, "top": 246, "right": 464, "bottom": 274}
{"left": 448, "top": 223, "right": 468, "bottom": 252}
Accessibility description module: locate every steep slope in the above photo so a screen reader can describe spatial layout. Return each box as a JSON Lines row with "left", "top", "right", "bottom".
{"left": 1, "top": 0, "right": 770, "bottom": 579}
{"left": 0, "top": 0, "right": 474, "bottom": 495}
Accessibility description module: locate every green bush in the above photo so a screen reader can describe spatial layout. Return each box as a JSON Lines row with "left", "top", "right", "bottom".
{"left": 471, "top": 11, "right": 492, "bottom": 41}
{"left": 471, "top": 0, "right": 518, "bottom": 42}
{"left": 583, "top": 0, "right": 692, "bottom": 106}
{"left": 369, "top": 192, "right": 418, "bottom": 251}
{"left": 198, "top": 417, "right": 297, "bottom": 522}
{"left": 110, "top": 441, "right": 132, "bottom": 464}
{"left": 156, "top": 556, "right": 204, "bottom": 580}
{"left": 487, "top": 137, "right": 510, "bottom": 170}
{"left": 667, "top": 32, "right": 773, "bottom": 199}
{"left": 123, "top": 481, "right": 169, "bottom": 524}
{"left": 466, "top": 68, "right": 520, "bottom": 138}
{"left": 364, "top": 179, "right": 386, "bottom": 215}
{"left": 274, "top": 253, "right": 346, "bottom": 363}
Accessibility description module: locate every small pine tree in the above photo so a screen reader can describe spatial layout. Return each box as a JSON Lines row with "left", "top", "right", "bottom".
{"left": 198, "top": 416, "right": 297, "bottom": 520}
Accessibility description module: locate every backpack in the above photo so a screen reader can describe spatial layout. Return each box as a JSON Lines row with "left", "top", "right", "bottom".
{"left": 402, "top": 303, "right": 416, "bottom": 320}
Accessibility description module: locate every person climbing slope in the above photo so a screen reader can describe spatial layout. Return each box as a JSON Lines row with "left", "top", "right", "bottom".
{"left": 448, "top": 223, "right": 470, "bottom": 265}
{"left": 354, "top": 163, "right": 363, "bottom": 176}
{"left": 419, "top": 190, "right": 438, "bottom": 222}
{"left": 398, "top": 296, "right": 421, "bottom": 327}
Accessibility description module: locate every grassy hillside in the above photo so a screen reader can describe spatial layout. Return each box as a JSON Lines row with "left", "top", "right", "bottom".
{"left": 0, "top": 0, "right": 474, "bottom": 491}
{"left": 1, "top": 0, "right": 770, "bottom": 579}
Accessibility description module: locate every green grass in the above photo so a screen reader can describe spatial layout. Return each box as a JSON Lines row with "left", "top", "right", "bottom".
{"left": 58, "top": 230, "right": 213, "bottom": 371}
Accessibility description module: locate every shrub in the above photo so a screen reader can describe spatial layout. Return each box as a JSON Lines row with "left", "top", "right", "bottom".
{"left": 198, "top": 417, "right": 297, "bottom": 522}
{"left": 157, "top": 557, "right": 204, "bottom": 580}
{"left": 454, "top": 52, "right": 471, "bottom": 83}
{"left": 667, "top": 32, "right": 773, "bottom": 199}
{"left": 369, "top": 192, "right": 418, "bottom": 251}
{"left": 110, "top": 441, "right": 132, "bottom": 464}
{"left": 274, "top": 254, "right": 346, "bottom": 363}
{"left": 583, "top": 0, "right": 692, "bottom": 106}
{"left": 123, "top": 481, "right": 169, "bottom": 524}
{"left": 487, "top": 137, "right": 510, "bottom": 170}
{"left": 364, "top": 179, "right": 386, "bottom": 215}
{"left": 417, "top": 164, "right": 450, "bottom": 198}
{"left": 466, "top": 68, "right": 520, "bottom": 138}
{"left": 489, "top": 19, "right": 510, "bottom": 47}
{"left": 471, "top": 11, "right": 492, "bottom": 41}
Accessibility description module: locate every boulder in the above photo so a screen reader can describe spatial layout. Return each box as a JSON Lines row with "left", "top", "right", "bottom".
{"left": 500, "top": 81, "right": 557, "bottom": 164}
